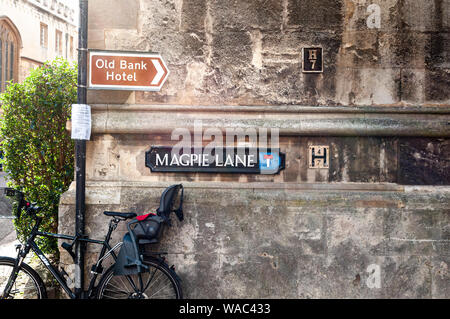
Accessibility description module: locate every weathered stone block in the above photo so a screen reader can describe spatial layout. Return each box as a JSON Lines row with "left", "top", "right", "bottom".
{"left": 87, "top": 90, "right": 135, "bottom": 105}
{"left": 425, "top": 32, "right": 450, "bottom": 68}
{"left": 87, "top": 29, "right": 105, "bottom": 50}
{"left": 329, "top": 137, "right": 397, "bottom": 183}
{"left": 431, "top": 256, "right": 450, "bottom": 298}
{"left": 400, "top": 69, "right": 425, "bottom": 103}
{"left": 398, "top": 138, "right": 450, "bottom": 185}
{"left": 382, "top": 256, "right": 432, "bottom": 298}
{"left": 384, "top": 209, "right": 441, "bottom": 256}
{"left": 436, "top": 210, "right": 450, "bottom": 257}
{"left": 211, "top": 31, "right": 252, "bottom": 68}
{"left": 221, "top": 249, "right": 299, "bottom": 298}
{"left": 296, "top": 254, "right": 385, "bottom": 298}
{"left": 335, "top": 67, "right": 401, "bottom": 105}
{"left": 243, "top": 64, "right": 305, "bottom": 105}
{"left": 139, "top": 0, "right": 181, "bottom": 31}
{"left": 398, "top": 0, "right": 438, "bottom": 32}
{"left": 89, "top": 0, "right": 139, "bottom": 30}
{"left": 210, "top": 0, "right": 284, "bottom": 32}
{"left": 85, "top": 135, "right": 120, "bottom": 181}
{"left": 179, "top": 0, "right": 207, "bottom": 32}
{"left": 343, "top": 0, "right": 398, "bottom": 32}
{"left": 339, "top": 31, "right": 381, "bottom": 68}
{"left": 104, "top": 29, "right": 144, "bottom": 51}
{"left": 378, "top": 32, "right": 428, "bottom": 68}
{"left": 326, "top": 209, "right": 385, "bottom": 256}
{"left": 425, "top": 67, "right": 450, "bottom": 102}
{"left": 287, "top": 0, "right": 343, "bottom": 30}
{"left": 443, "top": 0, "right": 450, "bottom": 30}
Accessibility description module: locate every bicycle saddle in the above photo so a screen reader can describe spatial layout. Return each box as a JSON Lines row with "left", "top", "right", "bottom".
{"left": 103, "top": 211, "right": 137, "bottom": 219}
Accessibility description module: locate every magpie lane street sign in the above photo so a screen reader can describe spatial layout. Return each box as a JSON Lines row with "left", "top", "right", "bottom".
{"left": 145, "top": 146, "right": 286, "bottom": 175}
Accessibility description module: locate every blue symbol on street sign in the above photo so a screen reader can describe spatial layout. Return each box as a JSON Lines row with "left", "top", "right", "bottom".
{"left": 259, "top": 152, "right": 280, "bottom": 174}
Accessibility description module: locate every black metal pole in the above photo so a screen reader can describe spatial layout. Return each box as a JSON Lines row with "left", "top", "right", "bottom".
{"left": 75, "top": 0, "right": 88, "bottom": 299}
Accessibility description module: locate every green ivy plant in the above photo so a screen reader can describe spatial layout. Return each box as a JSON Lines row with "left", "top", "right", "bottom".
{"left": 0, "top": 58, "right": 76, "bottom": 255}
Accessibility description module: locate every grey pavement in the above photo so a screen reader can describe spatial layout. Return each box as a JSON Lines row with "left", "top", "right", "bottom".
{"left": 0, "top": 219, "right": 17, "bottom": 257}
{"left": 0, "top": 172, "right": 17, "bottom": 257}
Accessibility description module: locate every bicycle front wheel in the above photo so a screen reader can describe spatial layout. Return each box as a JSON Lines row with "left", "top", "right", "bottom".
{"left": 0, "top": 257, "right": 47, "bottom": 299}
{"left": 97, "top": 257, "right": 182, "bottom": 299}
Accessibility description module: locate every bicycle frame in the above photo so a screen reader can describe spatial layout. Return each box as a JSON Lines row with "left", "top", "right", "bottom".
{"left": 3, "top": 216, "right": 121, "bottom": 299}
{"left": 2, "top": 185, "right": 184, "bottom": 299}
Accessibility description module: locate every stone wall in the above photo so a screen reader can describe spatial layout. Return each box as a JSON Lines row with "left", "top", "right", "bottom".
{"left": 86, "top": 0, "right": 449, "bottom": 106}
{"left": 58, "top": 0, "right": 449, "bottom": 298}
{"left": 84, "top": 133, "right": 449, "bottom": 185}
{"left": 60, "top": 182, "right": 450, "bottom": 298}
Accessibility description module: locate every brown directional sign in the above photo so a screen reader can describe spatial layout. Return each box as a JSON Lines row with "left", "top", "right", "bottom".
{"left": 89, "top": 50, "right": 169, "bottom": 91}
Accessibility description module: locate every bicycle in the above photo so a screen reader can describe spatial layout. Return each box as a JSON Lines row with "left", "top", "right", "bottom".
{"left": 0, "top": 184, "right": 184, "bottom": 299}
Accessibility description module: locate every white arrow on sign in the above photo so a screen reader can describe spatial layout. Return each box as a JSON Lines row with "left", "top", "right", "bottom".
{"left": 151, "top": 59, "right": 164, "bottom": 85}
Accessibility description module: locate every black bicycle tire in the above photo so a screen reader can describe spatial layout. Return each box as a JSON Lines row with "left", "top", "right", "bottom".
{"left": 96, "top": 256, "right": 183, "bottom": 299}
{"left": 0, "top": 256, "right": 47, "bottom": 299}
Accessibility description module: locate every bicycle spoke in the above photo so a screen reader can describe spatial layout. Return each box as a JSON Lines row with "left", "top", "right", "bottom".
{"left": 98, "top": 259, "right": 181, "bottom": 299}
{"left": 104, "top": 282, "right": 130, "bottom": 295}
{"left": 142, "top": 267, "right": 158, "bottom": 292}
{"left": 103, "top": 288, "right": 129, "bottom": 295}
{"left": 123, "top": 274, "right": 139, "bottom": 293}
{"left": 116, "top": 275, "right": 130, "bottom": 291}
{"left": 151, "top": 294, "right": 177, "bottom": 299}
{"left": 147, "top": 281, "right": 174, "bottom": 298}
{"left": 146, "top": 270, "right": 165, "bottom": 292}
{"left": 102, "top": 294, "right": 121, "bottom": 299}
{"left": 138, "top": 272, "right": 145, "bottom": 292}
{"left": 0, "top": 261, "right": 41, "bottom": 299}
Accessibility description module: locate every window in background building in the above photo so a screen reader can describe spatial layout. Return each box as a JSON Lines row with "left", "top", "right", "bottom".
{"left": 40, "top": 23, "right": 48, "bottom": 48}
{"left": 70, "top": 35, "right": 74, "bottom": 59}
{"left": 55, "top": 29, "right": 62, "bottom": 56}
{"left": 4, "top": 41, "right": 8, "bottom": 89}
{"left": 0, "top": 19, "right": 20, "bottom": 92}
{"left": 9, "top": 42, "right": 14, "bottom": 81}
{"left": 65, "top": 33, "right": 68, "bottom": 59}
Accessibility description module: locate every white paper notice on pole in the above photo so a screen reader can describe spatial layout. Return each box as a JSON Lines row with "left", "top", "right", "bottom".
{"left": 71, "top": 104, "right": 91, "bottom": 140}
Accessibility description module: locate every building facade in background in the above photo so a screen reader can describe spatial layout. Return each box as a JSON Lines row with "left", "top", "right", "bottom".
{"left": 0, "top": 0, "right": 78, "bottom": 189}
{"left": 0, "top": 0, "right": 78, "bottom": 92}
{"left": 59, "top": 0, "right": 449, "bottom": 299}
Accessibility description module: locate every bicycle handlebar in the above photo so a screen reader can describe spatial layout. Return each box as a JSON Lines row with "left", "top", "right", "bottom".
{"left": 3, "top": 188, "right": 41, "bottom": 220}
